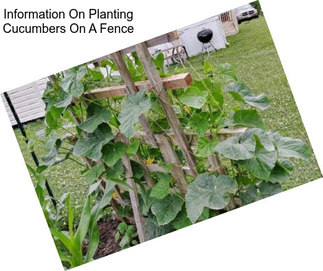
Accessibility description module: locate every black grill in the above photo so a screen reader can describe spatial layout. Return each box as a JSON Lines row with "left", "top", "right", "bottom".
{"left": 242, "top": 12, "right": 248, "bottom": 16}
{"left": 249, "top": 10, "right": 255, "bottom": 15}
{"left": 197, "top": 29, "right": 213, "bottom": 43}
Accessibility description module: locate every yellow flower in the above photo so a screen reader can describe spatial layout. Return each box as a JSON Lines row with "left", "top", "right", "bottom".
{"left": 146, "top": 158, "right": 154, "bottom": 165}
{"left": 112, "top": 192, "right": 118, "bottom": 199}
{"left": 183, "top": 105, "right": 191, "bottom": 114}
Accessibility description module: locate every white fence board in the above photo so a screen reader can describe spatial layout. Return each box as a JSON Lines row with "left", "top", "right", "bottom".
{"left": 1, "top": 79, "right": 47, "bottom": 126}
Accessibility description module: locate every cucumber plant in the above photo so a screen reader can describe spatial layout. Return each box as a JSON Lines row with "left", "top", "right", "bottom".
{"left": 31, "top": 54, "right": 311, "bottom": 268}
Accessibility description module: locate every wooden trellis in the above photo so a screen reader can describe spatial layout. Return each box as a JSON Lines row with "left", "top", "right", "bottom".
{"left": 85, "top": 43, "right": 246, "bottom": 243}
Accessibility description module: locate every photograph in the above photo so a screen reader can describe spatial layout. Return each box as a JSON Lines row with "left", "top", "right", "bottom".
{"left": 1, "top": 1, "right": 321, "bottom": 269}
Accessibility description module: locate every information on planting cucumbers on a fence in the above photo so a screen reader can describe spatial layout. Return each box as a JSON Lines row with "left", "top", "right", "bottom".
{"left": 1, "top": 1, "right": 323, "bottom": 271}
{"left": 1, "top": 8, "right": 135, "bottom": 34}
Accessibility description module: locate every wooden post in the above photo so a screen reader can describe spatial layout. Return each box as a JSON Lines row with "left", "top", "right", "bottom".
{"left": 135, "top": 42, "right": 198, "bottom": 178}
{"left": 154, "top": 133, "right": 187, "bottom": 195}
{"left": 112, "top": 51, "right": 158, "bottom": 148}
{"left": 117, "top": 133, "right": 146, "bottom": 243}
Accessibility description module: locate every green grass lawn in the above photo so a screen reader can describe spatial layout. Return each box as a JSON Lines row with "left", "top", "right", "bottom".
{"left": 13, "top": 16, "right": 321, "bottom": 218}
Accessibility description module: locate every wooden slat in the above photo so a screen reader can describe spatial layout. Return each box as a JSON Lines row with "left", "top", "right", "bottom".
{"left": 154, "top": 133, "right": 188, "bottom": 195}
{"left": 147, "top": 164, "right": 192, "bottom": 175}
{"left": 85, "top": 73, "right": 193, "bottom": 99}
{"left": 111, "top": 51, "right": 158, "bottom": 148}
{"left": 136, "top": 42, "right": 198, "bottom": 178}
{"left": 117, "top": 133, "right": 146, "bottom": 243}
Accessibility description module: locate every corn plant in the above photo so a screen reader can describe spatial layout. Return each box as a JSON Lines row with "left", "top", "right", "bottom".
{"left": 50, "top": 183, "right": 114, "bottom": 268}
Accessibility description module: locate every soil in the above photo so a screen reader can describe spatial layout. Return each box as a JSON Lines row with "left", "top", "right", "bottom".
{"left": 83, "top": 219, "right": 121, "bottom": 259}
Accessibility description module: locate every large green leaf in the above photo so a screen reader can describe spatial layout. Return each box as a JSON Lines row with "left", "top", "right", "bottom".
{"left": 268, "top": 162, "right": 291, "bottom": 184}
{"left": 179, "top": 86, "right": 208, "bottom": 109}
{"left": 83, "top": 164, "right": 105, "bottom": 184}
{"left": 241, "top": 135, "right": 277, "bottom": 180}
{"left": 215, "top": 134, "right": 256, "bottom": 160}
{"left": 240, "top": 182, "right": 282, "bottom": 205}
{"left": 196, "top": 137, "right": 218, "bottom": 158}
{"left": 74, "top": 196, "right": 91, "bottom": 245}
{"left": 151, "top": 194, "right": 183, "bottom": 226}
{"left": 233, "top": 109, "right": 265, "bottom": 129}
{"left": 46, "top": 89, "right": 73, "bottom": 108}
{"left": 118, "top": 90, "right": 151, "bottom": 138}
{"left": 145, "top": 218, "right": 174, "bottom": 240}
{"left": 217, "top": 63, "right": 238, "bottom": 82}
{"left": 61, "top": 65, "right": 87, "bottom": 97}
{"left": 41, "top": 131, "right": 62, "bottom": 166}
{"left": 239, "top": 185, "right": 260, "bottom": 205}
{"left": 101, "top": 142, "right": 127, "bottom": 167}
{"left": 171, "top": 209, "right": 192, "bottom": 230}
{"left": 258, "top": 181, "right": 282, "bottom": 198}
{"left": 185, "top": 174, "right": 238, "bottom": 223}
{"left": 78, "top": 103, "right": 111, "bottom": 133}
{"left": 188, "top": 112, "right": 209, "bottom": 136}
{"left": 270, "top": 132, "right": 311, "bottom": 160}
{"left": 240, "top": 128, "right": 275, "bottom": 151}
{"left": 45, "top": 106, "right": 64, "bottom": 130}
{"left": 73, "top": 123, "right": 114, "bottom": 160}
{"left": 224, "top": 82, "right": 269, "bottom": 110}
{"left": 150, "top": 179, "right": 170, "bottom": 199}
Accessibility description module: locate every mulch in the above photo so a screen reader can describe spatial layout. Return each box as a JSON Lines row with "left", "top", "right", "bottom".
{"left": 83, "top": 219, "right": 121, "bottom": 259}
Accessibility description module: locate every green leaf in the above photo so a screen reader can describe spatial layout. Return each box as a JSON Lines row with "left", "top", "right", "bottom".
{"left": 73, "top": 123, "right": 114, "bottom": 160}
{"left": 50, "top": 228, "right": 73, "bottom": 254}
{"left": 188, "top": 112, "right": 209, "bottom": 136}
{"left": 186, "top": 174, "right": 238, "bottom": 223}
{"left": 153, "top": 53, "right": 165, "bottom": 71}
{"left": 45, "top": 106, "right": 64, "bottom": 130}
{"left": 139, "top": 185, "right": 154, "bottom": 215}
{"left": 131, "top": 161, "right": 144, "bottom": 180}
{"left": 196, "top": 137, "right": 218, "bottom": 158}
{"left": 87, "top": 67, "right": 104, "bottom": 81}
{"left": 145, "top": 218, "right": 174, "bottom": 240}
{"left": 41, "top": 131, "right": 62, "bottom": 166}
{"left": 258, "top": 181, "right": 282, "bottom": 198}
{"left": 224, "top": 82, "right": 270, "bottom": 110}
{"left": 179, "top": 86, "right": 208, "bottom": 109}
{"left": 171, "top": 209, "right": 192, "bottom": 230}
{"left": 88, "top": 181, "right": 101, "bottom": 194}
{"left": 78, "top": 103, "right": 111, "bottom": 133}
{"left": 270, "top": 133, "right": 311, "bottom": 160}
{"left": 240, "top": 185, "right": 260, "bottom": 205}
{"left": 117, "top": 222, "right": 127, "bottom": 234}
{"left": 118, "top": 90, "right": 151, "bottom": 138}
{"left": 101, "top": 142, "right": 127, "bottom": 167}
{"left": 85, "top": 223, "right": 100, "bottom": 262}
{"left": 240, "top": 129, "right": 275, "bottom": 151}
{"left": 203, "top": 60, "right": 214, "bottom": 74}
{"left": 240, "top": 182, "right": 282, "bottom": 205}
{"left": 75, "top": 196, "right": 91, "bottom": 245}
{"left": 106, "top": 159, "right": 124, "bottom": 179}
{"left": 48, "top": 89, "right": 73, "bottom": 108}
{"left": 198, "top": 207, "right": 210, "bottom": 221}
{"left": 151, "top": 194, "right": 183, "bottom": 226}
{"left": 126, "top": 139, "right": 141, "bottom": 155}
{"left": 215, "top": 134, "right": 256, "bottom": 160}
{"left": 233, "top": 109, "right": 265, "bottom": 129}
{"left": 268, "top": 162, "right": 291, "bottom": 184}
{"left": 84, "top": 164, "right": 105, "bottom": 184}
{"left": 61, "top": 65, "right": 87, "bottom": 97}
{"left": 241, "top": 135, "right": 277, "bottom": 180}
{"left": 150, "top": 179, "right": 170, "bottom": 199}
{"left": 217, "top": 63, "right": 237, "bottom": 82}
